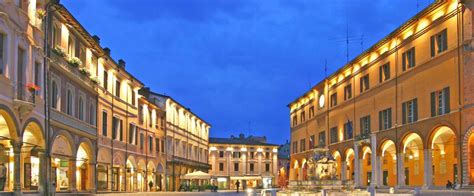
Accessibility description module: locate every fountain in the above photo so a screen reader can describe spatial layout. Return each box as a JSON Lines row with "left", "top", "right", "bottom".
{"left": 278, "top": 148, "right": 369, "bottom": 196}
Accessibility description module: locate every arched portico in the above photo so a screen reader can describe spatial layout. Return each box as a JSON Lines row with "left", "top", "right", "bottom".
{"left": 401, "top": 132, "right": 424, "bottom": 186}
{"left": 156, "top": 164, "right": 164, "bottom": 191}
{"left": 379, "top": 140, "right": 397, "bottom": 187}
{"left": 429, "top": 126, "right": 457, "bottom": 186}
{"left": 361, "top": 146, "right": 372, "bottom": 187}
{"left": 126, "top": 156, "right": 137, "bottom": 192}
{"left": 345, "top": 148, "right": 355, "bottom": 181}
{"left": 0, "top": 107, "right": 19, "bottom": 192}
{"left": 332, "top": 151, "right": 342, "bottom": 180}
{"left": 50, "top": 132, "right": 75, "bottom": 192}
{"left": 137, "top": 159, "right": 146, "bottom": 192}
{"left": 76, "top": 140, "right": 95, "bottom": 192}
{"left": 146, "top": 161, "right": 155, "bottom": 191}
{"left": 20, "top": 120, "right": 45, "bottom": 192}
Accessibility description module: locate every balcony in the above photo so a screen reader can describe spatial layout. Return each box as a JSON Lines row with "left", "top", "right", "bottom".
{"left": 50, "top": 50, "right": 98, "bottom": 90}
{"left": 354, "top": 132, "right": 371, "bottom": 146}
{"left": 13, "top": 83, "right": 37, "bottom": 120}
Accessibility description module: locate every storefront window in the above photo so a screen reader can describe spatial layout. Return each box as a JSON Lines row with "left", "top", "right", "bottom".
{"left": 24, "top": 155, "right": 39, "bottom": 190}
{"left": 97, "top": 165, "right": 108, "bottom": 191}
{"left": 52, "top": 158, "right": 70, "bottom": 191}
{"left": 0, "top": 146, "right": 12, "bottom": 192}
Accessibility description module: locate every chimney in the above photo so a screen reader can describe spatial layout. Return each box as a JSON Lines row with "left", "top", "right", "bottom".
{"left": 118, "top": 59, "right": 126, "bottom": 68}
{"left": 92, "top": 35, "right": 100, "bottom": 44}
{"left": 103, "top": 47, "right": 111, "bottom": 56}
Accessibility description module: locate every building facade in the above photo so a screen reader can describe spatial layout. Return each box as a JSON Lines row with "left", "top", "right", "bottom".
{"left": 288, "top": 0, "right": 474, "bottom": 189}
{"left": 208, "top": 134, "right": 279, "bottom": 190}
{"left": 277, "top": 141, "right": 290, "bottom": 188}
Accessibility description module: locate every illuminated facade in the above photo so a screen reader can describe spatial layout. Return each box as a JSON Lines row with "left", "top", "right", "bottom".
{"left": 0, "top": 0, "right": 48, "bottom": 195}
{"left": 288, "top": 0, "right": 474, "bottom": 189}
{"left": 147, "top": 92, "right": 211, "bottom": 191}
{"left": 208, "top": 134, "right": 279, "bottom": 190}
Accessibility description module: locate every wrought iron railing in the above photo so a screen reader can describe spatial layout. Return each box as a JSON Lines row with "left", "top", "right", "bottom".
{"left": 15, "top": 82, "right": 36, "bottom": 104}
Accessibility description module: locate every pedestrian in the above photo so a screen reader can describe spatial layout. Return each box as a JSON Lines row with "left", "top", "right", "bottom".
{"left": 235, "top": 180, "right": 240, "bottom": 193}
{"left": 446, "top": 180, "right": 453, "bottom": 189}
{"left": 0, "top": 163, "right": 6, "bottom": 191}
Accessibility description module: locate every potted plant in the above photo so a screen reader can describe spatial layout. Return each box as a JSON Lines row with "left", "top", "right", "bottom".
{"left": 79, "top": 67, "right": 90, "bottom": 76}
{"left": 26, "top": 83, "right": 40, "bottom": 93}
{"left": 90, "top": 77, "right": 99, "bottom": 85}
{"left": 52, "top": 46, "right": 66, "bottom": 58}
{"left": 67, "top": 57, "right": 82, "bottom": 67}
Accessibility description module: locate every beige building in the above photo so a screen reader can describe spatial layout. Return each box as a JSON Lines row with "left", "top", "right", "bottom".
{"left": 288, "top": 0, "right": 474, "bottom": 189}
{"left": 147, "top": 92, "right": 211, "bottom": 191}
{"left": 208, "top": 134, "right": 279, "bottom": 190}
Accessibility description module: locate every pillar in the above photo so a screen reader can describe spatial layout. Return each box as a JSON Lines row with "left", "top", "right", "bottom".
{"left": 396, "top": 153, "right": 404, "bottom": 188}
{"left": 90, "top": 162, "right": 96, "bottom": 192}
{"left": 423, "top": 149, "right": 433, "bottom": 189}
{"left": 38, "top": 150, "right": 47, "bottom": 194}
{"left": 354, "top": 144, "right": 361, "bottom": 187}
{"left": 69, "top": 159, "right": 77, "bottom": 192}
{"left": 370, "top": 134, "right": 379, "bottom": 188}
{"left": 341, "top": 161, "right": 347, "bottom": 181}
{"left": 11, "top": 141, "right": 21, "bottom": 196}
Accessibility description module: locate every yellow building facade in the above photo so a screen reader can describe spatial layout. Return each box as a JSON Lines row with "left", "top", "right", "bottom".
{"left": 289, "top": 0, "right": 474, "bottom": 189}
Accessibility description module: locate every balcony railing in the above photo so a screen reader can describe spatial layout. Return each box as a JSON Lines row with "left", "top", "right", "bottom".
{"left": 15, "top": 82, "right": 37, "bottom": 104}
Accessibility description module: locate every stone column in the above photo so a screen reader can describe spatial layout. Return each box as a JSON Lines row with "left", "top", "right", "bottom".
{"left": 396, "top": 153, "right": 405, "bottom": 188}
{"left": 353, "top": 144, "right": 361, "bottom": 187}
{"left": 38, "top": 150, "right": 47, "bottom": 194}
{"left": 11, "top": 141, "right": 22, "bottom": 196}
{"left": 423, "top": 149, "right": 433, "bottom": 189}
{"left": 370, "top": 134, "right": 378, "bottom": 188}
{"left": 89, "top": 162, "right": 97, "bottom": 192}
{"left": 69, "top": 159, "right": 77, "bottom": 192}
{"left": 341, "top": 161, "right": 347, "bottom": 181}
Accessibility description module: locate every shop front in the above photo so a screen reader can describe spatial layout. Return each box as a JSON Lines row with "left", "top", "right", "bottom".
{"left": 51, "top": 134, "right": 75, "bottom": 192}
{"left": 230, "top": 176, "right": 262, "bottom": 190}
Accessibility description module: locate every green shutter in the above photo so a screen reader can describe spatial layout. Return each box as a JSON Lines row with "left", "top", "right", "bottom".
{"left": 402, "top": 52, "right": 407, "bottom": 71}
{"left": 412, "top": 48, "right": 416, "bottom": 67}
{"left": 379, "top": 66, "right": 383, "bottom": 83}
{"left": 413, "top": 98, "right": 418, "bottom": 122}
{"left": 442, "top": 29, "right": 448, "bottom": 51}
{"left": 402, "top": 102, "right": 407, "bottom": 124}
{"left": 367, "top": 116, "right": 371, "bottom": 133}
{"left": 444, "top": 87, "right": 450, "bottom": 113}
{"left": 430, "top": 36, "right": 435, "bottom": 57}
{"left": 431, "top": 91, "right": 436, "bottom": 117}
{"left": 388, "top": 108, "right": 392, "bottom": 128}
{"left": 379, "top": 111, "right": 383, "bottom": 131}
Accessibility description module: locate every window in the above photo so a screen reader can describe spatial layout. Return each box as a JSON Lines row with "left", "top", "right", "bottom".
{"left": 344, "top": 84, "right": 352, "bottom": 100}
{"left": 138, "top": 105, "right": 144, "bottom": 124}
{"left": 78, "top": 97, "right": 84, "bottom": 120}
{"left": 66, "top": 89, "right": 73, "bottom": 115}
{"left": 128, "top": 123, "right": 136, "bottom": 144}
{"left": 431, "top": 87, "right": 450, "bottom": 116}
{"left": 112, "top": 117, "right": 123, "bottom": 141}
{"left": 402, "top": 98, "right": 418, "bottom": 124}
{"left": 292, "top": 142, "right": 298, "bottom": 154}
{"left": 379, "top": 108, "right": 392, "bottom": 131}
{"left": 292, "top": 115, "right": 297, "bottom": 127}
{"left": 115, "top": 80, "right": 121, "bottom": 97}
{"left": 131, "top": 88, "right": 136, "bottom": 106}
{"left": 219, "top": 163, "right": 224, "bottom": 171}
{"left": 102, "top": 111, "right": 108, "bottom": 136}
{"left": 318, "top": 131, "right": 326, "bottom": 147}
{"left": 344, "top": 121, "right": 353, "bottom": 140}
{"left": 250, "top": 152, "right": 254, "bottom": 159}
{"left": 219, "top": 151, "right": 224, "bottom": 158}
{"left": 67, "top": 35, "right": 75, "bottom": 57}
{"left": 360, "top": 74, "right": 370, "bottom": 92}
{"left": 234, "top": 163, "right": 239, "bottom": 172}
{"left": 232, "top": 151, "right": 241, "bottom": 158}
{"left": 265, "top": 164, "right": 270, "bottom": 172}
{"left": 360, "top": 116, "right": 371, "bottom": 135}
{"left": 330, "top": 93, "right": 337, "bottom": 107}
{"left": 149, "top": 136, "right": 153, "bottom": 151}
{"left": 309, "top": 106, "right": 315, "bottom": 118}
{"left": 34, "top": 62, "right": 41, "bottom": 93}
{"left": 379, "top": 62, "right": 390, "bottom": 83}
{"left": 431, "top": 29, "right": 448, "bottom": 57}
{"left": 161, "top": 139, "right": 165, "bottom": 153}
{"left": 139, "top": 133, "right": 144, "bottom": 150}
{"left": 300, "top": 111, "right": 305, "bottom": 123}
{"left": 250, "top": 163, "right": 254, "bottom": 172}
{"left": 149, "top": 110, "right": 153, "bottom": 128}
{"left": 0, "top": 34, "right": 3, "bottom": 74}
{"left": 52, "top": 25, "right": 61, "bottom": 47}
{"left": 330, "top": 127, "right": 338, "bottom": 144}
{"left": 402, "top": 47, "right": 416, "bottom": 71}
{"left": 89, "top": 104, "right": 96, "bottom": 125}
{"left": 300, "top": 139, "right": 306, "bottom": 152}
{"left": 51, "top": 81, "right": 59, "bottom": 109}
{"left": 156, "top": 138, "right": 160, "bottom": 153}
{"left": 79, "top": 43, "right": 86, "bottom": 64}
{"left": 103, "top": 70, "right": 108, "bottom": 90}
{"left": 265, "top": 152, "right": 270, "bottom": 159}
{"left": 309, "top": 135, "right": 315, "bottom": 149}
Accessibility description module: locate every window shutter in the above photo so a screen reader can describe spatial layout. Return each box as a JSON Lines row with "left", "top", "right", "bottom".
{"left": 367, "top": 116, "right": 371, "bottom": 133}
{"left": 430, "top": 36, "right": 436, "bottom": 57}
{"left": 360, "top": 118, "right": 364, "bottom": 135}
{"left": 402, "top": 52, "right": 407, "bottom": 71}
{"left": 388, "top": 108, "right": 392, "bottom": 128}
{"left": 120, "top": 120, "right": 123, "bottom": 141}
{"left": 360, "top": 77, "right": 364, "bottom": 93}
{"left": 379, "top": 66, "right": 383, "bottom": 83}
{"left": 413, "top": 98, "right": 418, "bottom": 122}
{"left": 444, "top": 87, "right": 450, "bottom": 113}
{"left": 431, "top": 91, "right": 436, "bottom": 117}
{"left": 442, "top": 29, "right": 448, "bottom": 51}
{"left": 386, "top": 64, "right": 391, "bottom": 80}
{"left": 412, "top": 48, "right": 416, "bottom": 67}
{"left": 379, "top": 111, "right": 383, "bottom": 131}
{"left": 402, "top": 102, "right": 407, "bottom": 124}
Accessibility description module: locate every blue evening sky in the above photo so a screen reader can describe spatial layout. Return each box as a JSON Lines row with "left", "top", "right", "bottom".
{"left": 62, "top": 0, "right": 434, "bottom": 145}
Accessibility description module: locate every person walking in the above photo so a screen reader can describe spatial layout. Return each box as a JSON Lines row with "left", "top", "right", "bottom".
{"left": 0, "top": 163, "right": 6, "bottom": 191}
{"left": 235, "top": 180, "right": 240, "bottom": 193}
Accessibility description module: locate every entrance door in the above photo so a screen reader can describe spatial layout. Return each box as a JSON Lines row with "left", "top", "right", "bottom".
{"left": 383, "top": 171, "right": 388, "bottom": 186}
{"left": 81, "top": 165, "right": 87, "bottom": 191}
{"left": 404, "top": 167, "right": 409, "bottom": 185}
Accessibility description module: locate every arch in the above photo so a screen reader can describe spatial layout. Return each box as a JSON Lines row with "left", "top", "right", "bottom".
{"left": 0, "top": 105, "right": 20, "bottom": 140}
{"left": 361, "top": 146, "right": 372, "bottom": 187}
{"left": 428, "top": 125, "right": 457, "bottom": 186}
{"left": 126, "top": 155, "right": 137, "bottom": 169}
{"left": 344, "top": 148, "right": 355, "bottom": 181}
{"left": 77, "top": 138, "right": 95, "bottom": 162}
{"left": 156, "top": 163, "right": 164, "bottom": 174}
{"left": 136, "top": 159, "right": 147, "bottom": 192}
{"left": 147, "top": 161, "right": 155, "bottom": 172}
{"left": 21, "top": 119, "right": 45, "bottom": 148}
{"left": 113, "top": 152, "right": 125, "bottom": 166}
{"left": 344, "top": 148, "right": 355, "bottom": 162}
{"left": 20, "top": 118, "right": 45, "bottom": 191}
{"left": 401, "top": 132, "right": 424, "bottom": 186}
{"left": 379, "top": 139, "right": 397, "bottom": 187}
{"left": 76, "top": 141, "right": 94, "bottom": 192}
{"left": 332, "top": 151, "right": 342, "bottom": 180}
{"left": 50, "top": 131, "right": 75, "bottom": 157}
{"left": 463, "top": 126, "right": 474, "bottom": 186}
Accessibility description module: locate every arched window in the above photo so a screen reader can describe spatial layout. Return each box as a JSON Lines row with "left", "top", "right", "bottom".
{"left": 66, "top": 89, "right": 73, "bottom": 115}
{"left": 89, "top": 104, "right": 96, "bottom": 125}
{"left": 78, "top": 97, "right": 84, "bottom": 120}
{"left": 51, "top": 81, "right": 58, "bottom": 109}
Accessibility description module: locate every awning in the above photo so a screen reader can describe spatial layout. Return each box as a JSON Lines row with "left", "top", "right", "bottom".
{"left": 182, "top": 171, "right": 211, "bottom": 180}
{"left": 230, "top": 176, "right": 262, "bottom": 180}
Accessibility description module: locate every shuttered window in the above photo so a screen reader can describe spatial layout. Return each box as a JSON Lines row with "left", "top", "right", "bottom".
{"left": 344, "top": 121, "right": 353, "bottom": 140}
{"left": 431, "top": 87, "right": 450, "bottom": 117}
{"left": 360, "top": 74, "right": 370, "bottom": 93}
{"left": 344, "top": 84, "right": 352, "bottom": 100}
{"left": 330, "top": 127, "right": 338, "bottom": 144}
{"left": 379, "top": 62, "right": 390, "bottom": 83}
{"left": 402, "top": 47, "right": 416, "bottom": 71}
{"left": 330, "top": 93, "right": 337, "bottom": 107}
{"left": 379, "top": 108, "right": 392, "bottom": 131}
{"left": 318, "top": 131, "right": 326, "bottom": 147}
{"left": 360, "top": 116, "right": 371, "bottom": 135}
{"left": 431, "top": 29, "right": 448, "bottom": 57}
{"left": 402, "top": 98, "right": 418, "bottom": 124}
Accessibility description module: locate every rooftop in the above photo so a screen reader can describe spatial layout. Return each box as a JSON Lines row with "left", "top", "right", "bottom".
{"left": 210, "top": 133, "right": 279, "bottom": 146}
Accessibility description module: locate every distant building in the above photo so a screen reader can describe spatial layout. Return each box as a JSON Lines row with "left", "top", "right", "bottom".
{"left": 277, "top": 141, "right": 290, "bottom": 188}
{"left": 208, "top": 134, "right": 279, "bottom": 190}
